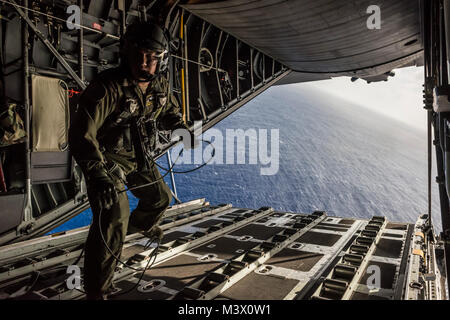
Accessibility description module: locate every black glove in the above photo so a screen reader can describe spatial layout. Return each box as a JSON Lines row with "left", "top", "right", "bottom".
{"left": 90, "top": 174, "right": 119, "bottom": 211}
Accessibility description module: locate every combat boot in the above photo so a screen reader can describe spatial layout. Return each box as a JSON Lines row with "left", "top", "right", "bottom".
{"left": 141, "top": 226, "right": 163, "bottom": 242}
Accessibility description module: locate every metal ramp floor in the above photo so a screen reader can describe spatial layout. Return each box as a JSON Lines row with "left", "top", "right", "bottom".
{"left": 0, "top": 199, "right": 428, "bottom": 300}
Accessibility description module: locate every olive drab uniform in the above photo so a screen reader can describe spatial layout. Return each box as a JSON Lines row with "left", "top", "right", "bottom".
{"left": 69, "top": 66, "right": 188, "bottom": 297}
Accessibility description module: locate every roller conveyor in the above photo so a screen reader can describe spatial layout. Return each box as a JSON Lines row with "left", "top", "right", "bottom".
{"left": 0, "top": 198, "right": 444, "bottom": 300}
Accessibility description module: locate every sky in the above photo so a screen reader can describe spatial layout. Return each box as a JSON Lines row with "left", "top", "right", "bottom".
{"left": 296, "top": 66, "right": 426, "bottom": 131}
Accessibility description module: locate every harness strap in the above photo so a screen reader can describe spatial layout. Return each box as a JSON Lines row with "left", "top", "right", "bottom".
{"left": 121, "top": 86, "right": 153, "bottom": 171}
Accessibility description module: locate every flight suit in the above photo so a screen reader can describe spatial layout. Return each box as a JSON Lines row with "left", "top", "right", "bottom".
{"left": 69, "top": 66, "right": 187, "bottom": 297}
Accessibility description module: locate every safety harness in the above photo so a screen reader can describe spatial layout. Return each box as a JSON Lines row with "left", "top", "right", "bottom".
{"left": 98, "top": 82, "right": 167, "bottom": 173}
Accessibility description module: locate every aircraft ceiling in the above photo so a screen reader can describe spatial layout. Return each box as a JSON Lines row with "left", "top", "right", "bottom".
{"left": 181, "top": 0, "right": 424, "bottom": 84}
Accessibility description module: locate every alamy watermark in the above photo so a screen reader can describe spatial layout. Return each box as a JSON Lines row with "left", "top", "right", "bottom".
{"left": 367, "top": 5, "right": 381, "bottom": 29}
{"left": 66, "top": 4, "right": 381, "bottom": 31}
{"left": 171, "top": 121, "right": 280, "bottom": 176}
{"left": 66, "top": 265, "right": 81, "bottom": 290}
{"left": 66, "top": 5, "right": 81, "bottom": 30}
{"left": 366, "top": 265, "right": 381, "bottom": 291}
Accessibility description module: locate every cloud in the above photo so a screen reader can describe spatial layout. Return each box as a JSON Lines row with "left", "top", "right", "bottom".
{"left": 295, "top": 66, "right": 426, "bottom": 131}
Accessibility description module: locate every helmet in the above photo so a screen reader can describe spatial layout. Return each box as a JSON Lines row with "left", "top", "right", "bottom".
{"left": 120, "top": 22, "right": 169, "bottom": 77}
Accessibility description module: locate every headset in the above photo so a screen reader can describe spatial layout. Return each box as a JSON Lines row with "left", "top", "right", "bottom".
{"left": 120, "top": 21, "right": 171, "bottom": 80}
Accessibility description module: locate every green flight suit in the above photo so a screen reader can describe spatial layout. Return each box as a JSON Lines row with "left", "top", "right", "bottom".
{"left": 69, "top": 66, "right": 187, "bottom": 297}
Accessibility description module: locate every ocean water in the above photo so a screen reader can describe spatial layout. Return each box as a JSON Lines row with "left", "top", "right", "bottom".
{"left": 49, "top": 83, "right": 441, "bottom": 234}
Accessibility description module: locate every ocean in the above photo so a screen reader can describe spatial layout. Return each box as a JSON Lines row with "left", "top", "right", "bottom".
{"left": 49, "top": 83, "right": 441, "bottom": 234}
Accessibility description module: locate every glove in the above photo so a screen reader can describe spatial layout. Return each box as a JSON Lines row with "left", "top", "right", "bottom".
{"left": 90, "top": 174, "right": 119, "bottom": 211}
